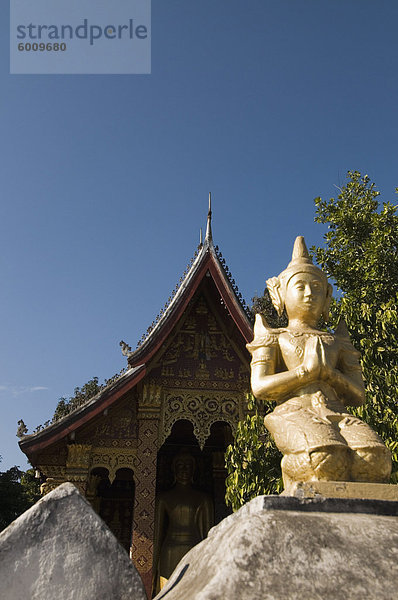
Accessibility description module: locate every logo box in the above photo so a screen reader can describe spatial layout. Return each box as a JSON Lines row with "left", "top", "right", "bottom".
{"left": 10, "top": 0, "right": 151, "bottom": 74}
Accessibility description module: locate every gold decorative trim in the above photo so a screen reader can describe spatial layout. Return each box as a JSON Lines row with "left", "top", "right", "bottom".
{"left": 138, "top": 382, "right": 162, "bottom": 419}
{"left": 141, "top": 382, "right": 162, "bottom": 406}
{"left": 154, "top": 378, "right": 249, "bottom": 391}
{"left": 159, "top": 389, "right": 245, "bottom": 449}
{"left": 38, "top": 465, "right": 66, "bottom": 478}
{"left": 90, "top": 447, "right": 137, "bottom": 482}
{"left": 66, "top": 444, "right": 92, "bottom": 468}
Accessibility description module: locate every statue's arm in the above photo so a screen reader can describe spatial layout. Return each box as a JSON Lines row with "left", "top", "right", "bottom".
{"left": 328, "top": 367, "right": 365, "bottom": 406}
{"left": 249, "top": 344, "right": 312, "bottom": 403}
{"left": 327, "top": 344, "right": 365, "bottom": 407}
{"left": 248, "top": 315, "right": 314, "bottom": 403}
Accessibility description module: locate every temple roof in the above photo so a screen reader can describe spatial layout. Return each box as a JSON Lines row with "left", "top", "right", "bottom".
{"left": 123, "top": 199, "right": 252, "bottom": 367}
{"left": 19, "top": 201, "right": 253, "bottom": 456}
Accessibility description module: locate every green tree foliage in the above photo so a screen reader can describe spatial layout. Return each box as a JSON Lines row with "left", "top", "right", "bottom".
{"left": 50, "top": 371, "right": 128, "bottom": 425}
{"left": 312, "top": 171, "right": 398, "bottom": 482}
{"left": 0, "top": 463, "right": 41, "bottom": 531}
{"left": 20, "top": 468, "right": 42, "bottom": 505}
{"left": 224, "top": 292, "right": 285, "bottom": 511}
{"left": 251, "top": 289, "right": 288, "bottom": 329}
{"left": 225, "top": 393, "right": 282, "bottom": 511}
{"left": 52, "top": 376, "right": 102, "bottom": 422}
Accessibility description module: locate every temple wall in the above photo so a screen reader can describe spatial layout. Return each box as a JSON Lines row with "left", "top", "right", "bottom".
{"left": 28, "top": 290, "right": 251, "bottom": 599}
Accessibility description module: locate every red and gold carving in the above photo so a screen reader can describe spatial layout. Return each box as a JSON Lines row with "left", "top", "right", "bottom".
{"left": 150, "top": 293, "right": 250, "bottom": 392}
{"left": 64, "top": 444, "right": 92, "bottom": 495}
{"left": 131, "top": 418, "right": 159, "bottom": 598}
{"left": 159, "top": 390, "right": 244, "bottom": 449}
{"left": 89, "top": 447, "right": 137, "bottom": 482}
{"left": 82, "top": 393, "right": 138, "bottom": 446}
{"left": 66, "top": 444, "right": 92, "bottom": 468}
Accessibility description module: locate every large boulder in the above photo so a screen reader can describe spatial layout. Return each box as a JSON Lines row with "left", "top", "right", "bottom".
{"left": 0, "top": 482, "right": 146, "bottom": 600}
{"left": 155, "top": 495, "right": 398, "bottom": 600}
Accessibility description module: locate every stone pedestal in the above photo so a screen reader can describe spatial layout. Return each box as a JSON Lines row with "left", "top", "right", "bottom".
{"left": 154, "top": 494, "right": 398, "bottom": 600}
{"left": 287, "top": 480, "right": 398, "bottom": 501}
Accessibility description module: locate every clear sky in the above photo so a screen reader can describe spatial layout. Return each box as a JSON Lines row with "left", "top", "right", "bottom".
{"left": 1, "top": 0, "right": 397, "bottom": 470}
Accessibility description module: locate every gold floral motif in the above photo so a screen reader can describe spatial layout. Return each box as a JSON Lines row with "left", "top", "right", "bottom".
{"left": 161, "top": 365, "right": 175, "bottom": 377}
{"left": 132, "top": 418, "right": 158, "bottom": 578}
{"left": 195, "top": 361, "right": 210, "bottom": 380}
{"left": 178, "top": 368, "right": 192, "bottom": 378}
{"left": 38, "top": 464, "right": 66, "bottom": 479}
{"left": 159, "top": 390, "right": 243, "bottom": 449}
{"left": 141, "top": 382, "right": 162, "bottom": 407}
{"left": 90, "top": 447, "right": 137, "bottom": 482}
{"left": 66, "top": 444, "right": 92, "bottom": 468}
{"left": 214, "top": 367, "right": 235, "bottom": 380}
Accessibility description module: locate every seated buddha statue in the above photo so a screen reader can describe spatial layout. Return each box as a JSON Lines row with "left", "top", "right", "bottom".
{"left": 247, "top": 236, "right": 391, "bottom": 492}
{"left": 153, "top": 450, "right": 213, "bottom": 594}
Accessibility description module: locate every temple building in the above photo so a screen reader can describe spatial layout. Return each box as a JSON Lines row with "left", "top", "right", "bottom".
{"left": 19, "top": 203, "right": 253, "bottom": 597}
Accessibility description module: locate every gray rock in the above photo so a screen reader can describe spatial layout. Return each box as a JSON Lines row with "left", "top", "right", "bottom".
{"left": 0, "top": 482, "right": 146, "bottom": 600}
{"left": 155, "top": 495, "right": 398, "bottom": 600}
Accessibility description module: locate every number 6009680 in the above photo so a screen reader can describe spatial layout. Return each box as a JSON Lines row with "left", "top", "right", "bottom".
{"left": 18, "top": 42, "right": 67, "bottom": 51}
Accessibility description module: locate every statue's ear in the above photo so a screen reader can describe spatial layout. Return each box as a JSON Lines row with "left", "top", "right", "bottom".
{"left": 322, "top": 283, "right": 333, "bottom": 322}
{"left": 253, "top": 313, "right": 271, "bottom": 337}
{"left": 266, "top": 277, "right": 284, "bottom": 316}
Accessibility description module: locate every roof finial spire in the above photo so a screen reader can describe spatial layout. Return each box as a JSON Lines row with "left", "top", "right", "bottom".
{"left": 205, "top": 192, "right": 213, "bottom": 243}
{"left": 199, "top": 227, "right": 203, "bottom": 247}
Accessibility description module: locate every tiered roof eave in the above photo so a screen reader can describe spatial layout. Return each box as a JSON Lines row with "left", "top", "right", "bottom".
{"left": 18, "top": 364, "right": 146, "bottom": 454}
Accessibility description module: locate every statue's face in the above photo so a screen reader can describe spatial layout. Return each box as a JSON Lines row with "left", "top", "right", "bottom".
{"left": 284, "top": 272, "right": 326, "bottom": 323}
{"left": 174, "top": 456, "right": 194, "bottom": 485}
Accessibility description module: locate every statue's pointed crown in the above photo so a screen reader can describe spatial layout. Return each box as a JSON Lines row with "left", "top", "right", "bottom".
{"left": 289, "top": 236, "right": 312, "bottom": 267}
{"left": 278, "top": 235, "right": 327, "bottom": 291}
{"left": 266, "top": 236, "right": 331, "bottom": 318}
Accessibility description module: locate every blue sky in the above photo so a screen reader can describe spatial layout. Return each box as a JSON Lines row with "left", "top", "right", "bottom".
{"left": 1, "top": 0, "right": 397, "bottom": 470}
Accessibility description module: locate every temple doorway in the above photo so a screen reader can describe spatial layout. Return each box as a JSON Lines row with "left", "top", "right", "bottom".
{"left": 90, "top": 466, "right": 135, "bottom": 552}
{"left": 155, "top": 418, "right": 232, "bottom": 526}
{"left": 153, "top": 419, "right": 232, "bottom": 596}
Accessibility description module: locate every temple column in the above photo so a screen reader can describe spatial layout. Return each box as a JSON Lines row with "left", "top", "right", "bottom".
{"left": 64, "top": 444, "right": 92, "bottom": 495}
{"left": 131, "top": 383, "right": 161, "bottom": 598}
{"left": 212, "top": 450, "right": 230, "bottom": 524}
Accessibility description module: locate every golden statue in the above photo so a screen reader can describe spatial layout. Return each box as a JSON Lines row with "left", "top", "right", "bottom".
{"left": 247, "top": 236, "right": 391, "bottom": 493}
{"left": 153, "top": 450, "right": 213, "bottom": 594}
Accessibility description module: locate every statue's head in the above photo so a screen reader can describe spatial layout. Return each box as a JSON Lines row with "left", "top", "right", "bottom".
{"left": 172, "top": 449, "right": 195, "bottom": 485}
{"left": 266, "top": 236, "right": 333, "bottom": 323}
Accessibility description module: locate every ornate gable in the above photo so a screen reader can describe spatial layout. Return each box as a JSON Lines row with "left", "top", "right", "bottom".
{"left": 144, "top": 287, "right": 250, "bottom": 449}
{"left": 148, "top": 293, "right": 249, "bottom": 389}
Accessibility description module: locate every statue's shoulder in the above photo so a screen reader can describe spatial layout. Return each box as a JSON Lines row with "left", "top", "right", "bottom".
{"left": 333, "top": 317, "right": 361, "bottom": 358}
{"left": 246, "top": 313, "right": 281, "bottom": 352}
